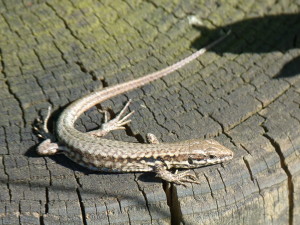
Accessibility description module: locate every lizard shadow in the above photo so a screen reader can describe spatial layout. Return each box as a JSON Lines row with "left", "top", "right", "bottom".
{"left": 191, "top": 13, "right": 300, "bottom": 78}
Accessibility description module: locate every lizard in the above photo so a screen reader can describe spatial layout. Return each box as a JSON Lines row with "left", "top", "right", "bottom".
{"left": 35, "top": 31, "right": 233, "bottom": 186}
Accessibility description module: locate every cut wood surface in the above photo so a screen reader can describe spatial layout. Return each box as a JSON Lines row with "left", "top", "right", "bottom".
{"left": 0, "top": 0, "right": 300, "bottom": 224}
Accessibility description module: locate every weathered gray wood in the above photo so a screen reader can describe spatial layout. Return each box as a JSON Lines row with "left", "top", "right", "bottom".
{"left": 0, "top": 0, "right": 300, "bottom": 224}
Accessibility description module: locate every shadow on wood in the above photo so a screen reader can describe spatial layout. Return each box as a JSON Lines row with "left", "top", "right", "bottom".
{"left": 191, "top": 13, "right": 300, "bottom": 78}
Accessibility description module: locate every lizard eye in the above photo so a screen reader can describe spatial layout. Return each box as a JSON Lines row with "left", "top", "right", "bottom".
{"left": 188, "top": 157, "right": 193, "bottom": 164}
{"left": 209, "top": 155, "right": 216, "bottom": 159}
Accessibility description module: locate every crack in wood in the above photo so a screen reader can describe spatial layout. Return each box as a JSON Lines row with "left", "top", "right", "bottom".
{"left": 262, "top": 129, "right": 294, "bottom": 225}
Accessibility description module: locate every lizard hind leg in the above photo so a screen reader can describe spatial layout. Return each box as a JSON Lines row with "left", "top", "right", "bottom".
{"left": 88, "top": 99, "right": 135, "bottom": 137}
{"left": 35, "top": 106, "right": 66, "bottom": 155}
{"left": 34, "top": 106, "right": 54, "bottom": 140}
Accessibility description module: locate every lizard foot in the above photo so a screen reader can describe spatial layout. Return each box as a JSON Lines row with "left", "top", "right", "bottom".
{"left": 89, "top": 99, "right": 135, "bottom": 137}
{"left": 155, "top": 165, "right": 200, "bottom": 187}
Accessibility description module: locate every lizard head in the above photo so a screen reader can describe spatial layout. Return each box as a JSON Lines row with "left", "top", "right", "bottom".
{"left": 169, "top": 139, "right": 233, "bottom": 169}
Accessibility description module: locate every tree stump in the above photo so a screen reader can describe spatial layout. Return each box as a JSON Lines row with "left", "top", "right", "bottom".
{"left": 0, "top": 1, "right": 299, "bottom": 224}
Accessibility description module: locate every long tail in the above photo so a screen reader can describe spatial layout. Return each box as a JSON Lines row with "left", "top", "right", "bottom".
{"left": 63, "top": 30, "right": 231, "bottom": 125}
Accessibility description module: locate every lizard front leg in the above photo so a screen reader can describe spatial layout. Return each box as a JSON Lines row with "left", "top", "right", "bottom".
{"left": 147, "top": 133, "right": 200, "bottom": 186}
